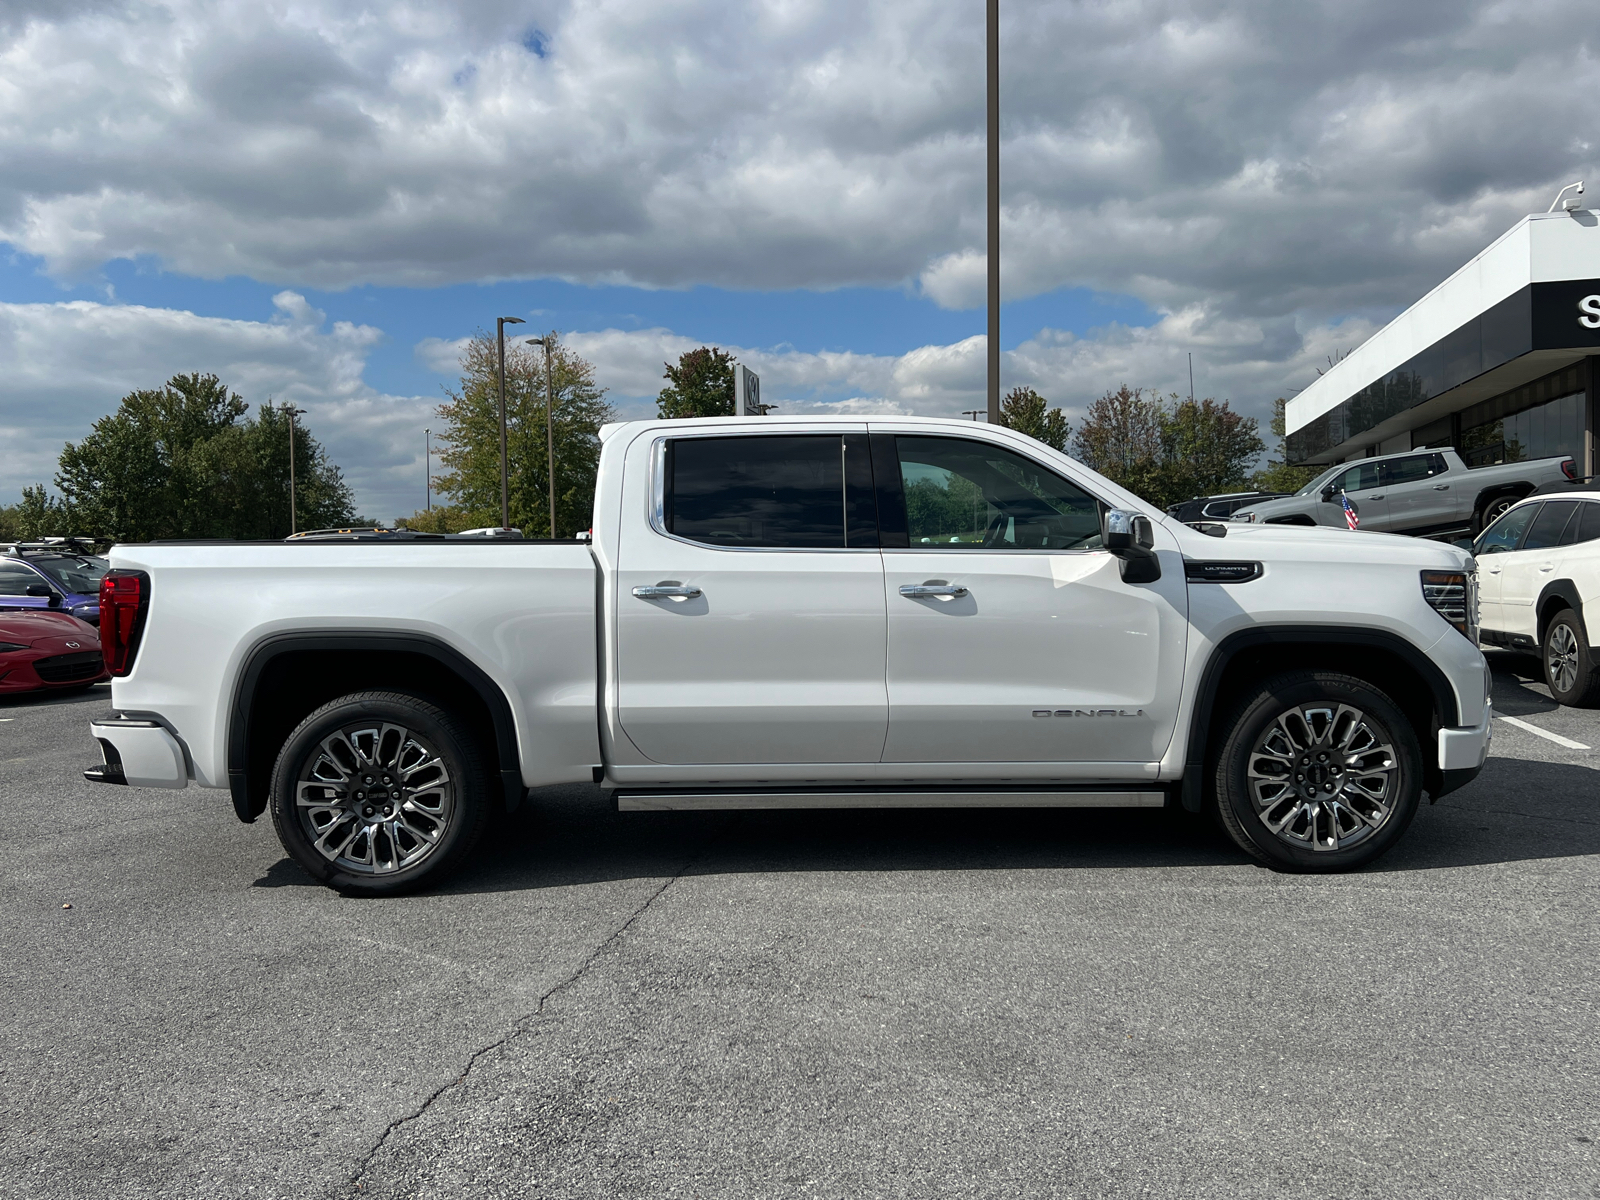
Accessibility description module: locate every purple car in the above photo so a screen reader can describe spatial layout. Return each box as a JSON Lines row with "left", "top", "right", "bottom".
{"left": 0, "top": 548, "right": 109, "bottom": 626}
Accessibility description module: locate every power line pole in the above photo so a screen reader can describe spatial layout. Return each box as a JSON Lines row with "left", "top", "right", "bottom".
{"left": 986, "top": 0, "right": 1001, "bottom": 424}
{"left": 496, "top": 316, "right": 525, "bottom": 530}
{"left": 1188, "top": 353, "right": 1195, "bottom": 404}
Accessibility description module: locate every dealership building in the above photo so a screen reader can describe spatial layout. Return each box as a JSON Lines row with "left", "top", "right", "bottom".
{"left": 1286, "top": 207, "right": 1600, "bottom": 477}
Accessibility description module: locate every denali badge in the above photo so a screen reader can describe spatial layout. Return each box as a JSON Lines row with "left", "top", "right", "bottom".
{"left": 1032, "top": 708, "right": 1146, "bottom": 718}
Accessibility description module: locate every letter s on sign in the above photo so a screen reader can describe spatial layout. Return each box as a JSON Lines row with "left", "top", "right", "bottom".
{"left": 1580, "top": 294, "right": 1600, "bottom": 330}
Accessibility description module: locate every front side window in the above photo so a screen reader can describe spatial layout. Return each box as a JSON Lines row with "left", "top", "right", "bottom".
{"left": 1523, "top": 500, "right": 1580, "bottom": 551}
{"left": 664, "top": 435, "right": 857, "bottom": 549}
{"left": 895, "top": 436, "right": 1102, "bottom": 550}
{"left": 1475, "top": 503, "right": 1538, "bottom": 555}
{"left": 1333, "top": 462, "right": 1381, "bottom": 493}
{"left": 0, "top": 562, "right": 44, "bottom": 596}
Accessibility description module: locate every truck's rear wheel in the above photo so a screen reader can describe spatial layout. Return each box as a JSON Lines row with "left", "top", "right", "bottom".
{"left": 269, "top": 690, "right": 491, "bottom": 895}
{"left": 1473, "top": 493, "right": 1519, "bottom": 535}
{"left": 1213, "top": 671, "right": 1422, "bottom": 872}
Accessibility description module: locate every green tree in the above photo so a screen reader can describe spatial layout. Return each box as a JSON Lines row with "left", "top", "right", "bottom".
{"left": 0, "top": 485, "right": 71, "bottom": 541}
{"left": 54, "top": 373, "right": 355, "bottom": 541}
{"left": 1249, "top": 397, "right": 1320, "bottom": 494}
{"left": 656, "top": 346, "right": 736, "bottom": 419}
{"left": 1072, "top": 384, "right": 1264, "bottom": 509}
{"left": 997, "top": 386, "right": 1070, "bottom": 451}
{"left": 421, "top": 332, "right": 614, "bottom": 537}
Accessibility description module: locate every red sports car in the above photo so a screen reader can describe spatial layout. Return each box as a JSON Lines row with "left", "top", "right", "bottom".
{"left": 0, "top": 610, "right": 110, "bottom": 694}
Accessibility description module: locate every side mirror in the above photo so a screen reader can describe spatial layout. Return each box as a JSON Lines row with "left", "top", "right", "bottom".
{"left": 1320, "top": 486, "right": 1338, "bottom": 503}
{"left": 1104, "top": 510, "right": 1161, "bottom": 584}
{"left": 25, "top": 584, "right": 62, "bottom": 608}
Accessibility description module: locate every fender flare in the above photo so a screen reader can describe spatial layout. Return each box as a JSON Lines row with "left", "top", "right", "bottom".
{"left": 1535, "top": 579, "right": 1588, "bottom": 647}
{"left": 1180, "top": 625, "right": 1462, "bottom": 812}
{"left": 227, "top": 631, "right": 523, "bottom": 824}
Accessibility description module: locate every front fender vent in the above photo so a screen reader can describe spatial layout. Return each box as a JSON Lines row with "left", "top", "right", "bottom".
{"left": 1184, "top": 560, "right": 1263, "bottom": 584}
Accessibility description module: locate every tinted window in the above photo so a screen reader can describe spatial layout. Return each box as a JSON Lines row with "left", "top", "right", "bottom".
{"left": 1578, "top": 502, "right": 1600, "bottom": 545}
{"left": 1333, "top": 463, "right": 1380, "bottom": 493}
{"left": 31, "top": 555, "right": 107, "bottom": 594}
{"left": 1383, "top": 454, "right": 1445, "bottom": 485}
{"left": 1523, "top": 500, "right": 1580, "bottom": 551}
{"left": 896, "top": 437, "right": 1102, "bottom": 549}
{"left": 0, "top": 562, "right": 43, "bottom": 596}
{"left": 666, "top": 435, "right": 845, "bottom": 548}
{"left": 1475, "top": 504, "right": 1537, "bottom": 555}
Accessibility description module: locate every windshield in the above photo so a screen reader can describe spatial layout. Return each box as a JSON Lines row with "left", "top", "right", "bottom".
{"left": 31, "top": 555, "right": 109, "bottom": 595}
{"left": 1294, "top": 465, "right": 1345, "bottom": 498}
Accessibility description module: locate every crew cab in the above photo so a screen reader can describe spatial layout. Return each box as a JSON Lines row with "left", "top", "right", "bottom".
{"left": 84, "top": 417, "right": 1493, "bottom": 892}
{"left": 1232, "top": 448, "right": 1577, "bottom": 537}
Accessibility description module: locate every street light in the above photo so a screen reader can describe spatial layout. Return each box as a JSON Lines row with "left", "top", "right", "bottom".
{"left": 496, "top": 316, "right": 525, "bottom": 530}
{"left": 986, "top": 0, "right": 1000, "bottom": 424}
{"left": 424, "top": 427, "right": 431, "bottom": 513}
{"left": 526, "top": 334, "right": 557, "bottom": 539}
{"left": 284, "top": 405, "right": 308, "bottom": 535}
{"left": 961, "top": 410, "right": 985, "bottom": 421}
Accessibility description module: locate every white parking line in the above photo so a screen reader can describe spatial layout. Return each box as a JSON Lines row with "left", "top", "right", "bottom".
{"left": 1496, "top": 714, "right": 1591, "bottom": 751}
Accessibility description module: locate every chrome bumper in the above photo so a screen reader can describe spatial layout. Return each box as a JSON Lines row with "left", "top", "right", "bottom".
{"left": 86, "top": 718, "right": 189, "bottom": 789}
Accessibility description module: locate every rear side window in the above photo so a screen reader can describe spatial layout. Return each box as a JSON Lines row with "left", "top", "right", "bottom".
{"left": 1476, "top": 504, "right": 1537, "bottom": 555}
{"left": 1523, "top": 500, "right": 1579, "bottom": 551}
{"left": 665, "top": 435, "right": 874, "bottom": 549}
{"left": 1577, "top": 502, "right": 1600, "bottom": 545}
{"left": 1382, "top": 455, "right": 1445, "bottom": 486}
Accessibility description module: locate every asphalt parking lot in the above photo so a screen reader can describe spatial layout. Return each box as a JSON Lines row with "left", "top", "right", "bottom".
{"left": 3, "top": 657, "right": 1598, "bottom": 1200}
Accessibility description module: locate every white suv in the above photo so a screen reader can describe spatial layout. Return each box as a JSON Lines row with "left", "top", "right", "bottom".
{"left": 1474, "top": 489, "right": 1600, "bottom": 705}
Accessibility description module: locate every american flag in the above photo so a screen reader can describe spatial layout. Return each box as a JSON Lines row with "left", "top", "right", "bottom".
{"left": 1340, "top": 490, "right": 1359, "bottom": 530}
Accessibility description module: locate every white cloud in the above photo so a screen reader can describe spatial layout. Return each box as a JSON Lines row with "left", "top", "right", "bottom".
{"left": 0, "top": 294, "right": 434, "bottom": 521}
{"left": 0, "top": 0, "right": 1594, "bottom": 326}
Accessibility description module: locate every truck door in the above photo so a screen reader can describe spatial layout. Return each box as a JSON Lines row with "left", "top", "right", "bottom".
{"left": 614, "top": 431, "right": 888, "bottom": 765}
{"left": 1320, "top": 461, "right": 1388, "bottom": 530}
{"left": 1381, "top": 453, "right": 1460, "bottom": 534}
{"left": 874, "top": 433, "right": 1187, "bottom": 769}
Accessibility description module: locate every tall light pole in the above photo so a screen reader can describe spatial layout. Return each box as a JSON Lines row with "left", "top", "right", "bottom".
{"left": 285, "top": 405, "right": 308, "bottom": 535}
{"left": 986, "top": 0, "right": 1000, "bottom": 424}
{"left": 526, "top": 334, "right": 557, "bottom": 539}
{"left": 424, "top": 427, "right": 431, "bottom": 513}
{"left": 496, "top": 316, "right": 525, "bottom": 530}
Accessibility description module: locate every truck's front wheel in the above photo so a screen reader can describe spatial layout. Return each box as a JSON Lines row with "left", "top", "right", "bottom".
{"left": 269, "top": 691, "right": 491, "bottom": 895}
{"left": 1213, "top": 672, "right": 1422, "bottom": 872}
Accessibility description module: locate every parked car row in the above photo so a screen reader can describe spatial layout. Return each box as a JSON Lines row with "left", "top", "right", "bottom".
{"left": 0, "top": 541, "right": 109, "bottom": 626}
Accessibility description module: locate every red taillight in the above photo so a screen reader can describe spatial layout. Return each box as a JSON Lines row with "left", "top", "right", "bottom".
{"left": 1563, "top": 458, "right": 1579, "bottom": 481}
{"left": 99, "top": 570, "right": 150, "bottom": 677}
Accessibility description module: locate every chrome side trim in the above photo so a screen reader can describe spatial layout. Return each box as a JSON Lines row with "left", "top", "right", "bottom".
{"left": 615, "top": 789, "right": 1165, "bottom": 811}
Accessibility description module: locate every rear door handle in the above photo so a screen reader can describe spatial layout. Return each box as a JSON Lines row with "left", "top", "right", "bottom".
{"left": 899, "top": 583, "right": 968, "bottom": 598}
{"left": 632, "top": 584, "right": 702, "bottom": 599}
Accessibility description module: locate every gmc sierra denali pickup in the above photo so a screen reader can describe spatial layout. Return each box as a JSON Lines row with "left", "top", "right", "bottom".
{"left": 84, "top": 417, "right": 1492, "bottom": 892}
{"left": 1231, "top": 447, "right": 1577, "bottom": 537}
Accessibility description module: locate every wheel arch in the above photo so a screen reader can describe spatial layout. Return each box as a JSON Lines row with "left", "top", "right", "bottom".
{"left": 1181, "top": 626, "right": 1462, "bottom": 813}
{"left": 228, "top": 632, "right": 523, "bottom": 824}
{"left": 1535, "top": 580, "right": 1586, "bottom": 647}
{"left": 1471, "top": 483, "right": 1535, "bottom": 532}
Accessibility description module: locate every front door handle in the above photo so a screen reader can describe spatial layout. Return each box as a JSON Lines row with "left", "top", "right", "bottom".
{"left": 899, "top": 582, "right": 968, "bottom": 598}
{"left": 633, "top": 583, "right": 702, "bottom": 600}
{"left": 1540, "top": 564, "right": 1555, "bottom": 573}
{"left": 1433, "top": 484, "right": 1449, "bottom": 490}
{"left": 1368, "top": 493, "right": 1385, "bottom": 500}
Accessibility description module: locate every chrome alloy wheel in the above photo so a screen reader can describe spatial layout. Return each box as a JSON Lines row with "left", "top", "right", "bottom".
{"left": 1548, "top": 622, "right": 1581, "bottom": 696}
{"left": 1246, "top": 703, "right": 1398, "bottom": 852}
{"left": 295, "top": 722, "right": 454, "bottom": 875}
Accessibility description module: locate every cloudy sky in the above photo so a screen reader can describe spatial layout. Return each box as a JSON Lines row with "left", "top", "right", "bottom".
{"left": 2, "top": 0, "right": 1594, "bottom": 520}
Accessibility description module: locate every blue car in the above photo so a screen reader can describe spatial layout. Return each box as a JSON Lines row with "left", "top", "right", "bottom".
{"left": 0, "top": 547, "right": 109, "bottom": 625}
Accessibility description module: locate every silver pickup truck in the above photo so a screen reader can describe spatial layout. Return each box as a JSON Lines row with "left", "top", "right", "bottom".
{"left": 1232, "top": 447, "right": 1577, "bottom": 537}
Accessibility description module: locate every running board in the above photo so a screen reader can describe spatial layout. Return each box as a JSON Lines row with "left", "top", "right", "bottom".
{"left": 613, "top": 789, "right": 1166, "bottom": 812}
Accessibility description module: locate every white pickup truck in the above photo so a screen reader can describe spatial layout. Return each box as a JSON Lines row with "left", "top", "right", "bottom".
{"left": 84, "top": 417, "right": 1493, "bottom": 892}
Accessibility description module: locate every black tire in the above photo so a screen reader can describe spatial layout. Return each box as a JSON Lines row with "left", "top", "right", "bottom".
{"left": 1541, "top": 608, "right": 1600, "bottom": 707}
{"left": 269, "top": 690, "right": 492, "bottom": 895}
{"left": 1213, "top": 671, "right": 1423, "bottom": 872}
{"left": 1473, "top": 493, "right": 1519, "bottom": 535}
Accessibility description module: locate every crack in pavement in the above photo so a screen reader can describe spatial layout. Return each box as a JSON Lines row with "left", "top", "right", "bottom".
{"left": 341, "top": 829, "right": 725, "bottom": 1196}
